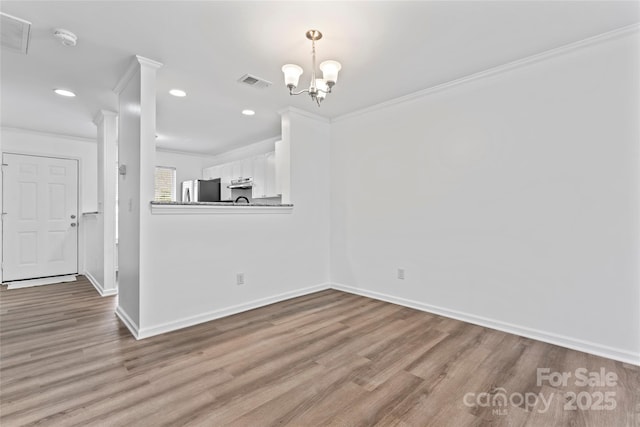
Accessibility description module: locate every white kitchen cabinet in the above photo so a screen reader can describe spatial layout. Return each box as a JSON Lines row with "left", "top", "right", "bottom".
{"left": 275, "top": 140, "right": 285, "bottom": 196}
{"left": 252, "top": 151, "right": 279, "bottom": 199}
{"left": 242, "top": 158, "right": 253, "bottom": 179}
{"left": 231, "top": 161, "right": 242, "bottom": 181}
{"left": 220, "top": 163, "right": 233, "bottom": 201}
{"left": 206, "top": 159, "right": 252, "bottom": 201}
{"left": 230, "top": 159, "right": 253, "bottom": 181}
{"left": 203, "top": 165, "right": 221, "bottom": 180}
{"left": 252, "top": 155, "right": 266, "bottom": 199}
{"left": 204, "top": 146, "right": 278, "bottom": 201}
{"left": 264, "top": 151, "right": 278, "bottom": 197}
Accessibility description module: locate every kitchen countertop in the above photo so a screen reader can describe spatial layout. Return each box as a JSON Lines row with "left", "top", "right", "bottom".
{"left": 150, "top": 201, "right": 293, "bottom": 207}
{"left": 149, "top": 201, "right": 294, "bottom": 214}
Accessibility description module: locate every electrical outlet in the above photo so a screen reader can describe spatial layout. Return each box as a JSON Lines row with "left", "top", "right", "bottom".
{"left": 236, "top": 273, "right": 245, "bottom": 285}
{"left": 397, "top": 268, "right": 405, "bottom": 280}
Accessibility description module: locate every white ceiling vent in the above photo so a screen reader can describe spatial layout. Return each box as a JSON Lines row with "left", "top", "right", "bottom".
{"left": 238, "top": 74, "right": 272, "bottom": 89}
{"left": 1, "top": 12, "right": 31, "bottom": 54}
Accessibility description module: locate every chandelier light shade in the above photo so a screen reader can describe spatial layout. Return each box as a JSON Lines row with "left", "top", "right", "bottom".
{"left": 319, "top": 60, "right": 341, "bottom": 86}
{"left": 282, "top": 64, "right": 303, "bottom": 88}
{"left": 282, "top": 29, "right": 341, "bottom": 106}
{"left": 315, "top": 79, "right": 328, "bottom": 101}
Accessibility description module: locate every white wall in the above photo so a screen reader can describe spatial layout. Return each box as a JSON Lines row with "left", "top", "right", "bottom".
{"left": 156, "top": 149, "right": 214, "bottom": 195}
{"left": 83, "top": 214, "right": 103, "bottom": 286}
{"left": 0, "top": 127, "right": 98, "bottom": 282}
{"left": 330, "top": 31, "right": 640, "bottom": 364}
{"left": 203, "top": 136, "right": 279, "bottom": 167}
{"left": 138, "top": 110, "right": 331, "bottom": 335}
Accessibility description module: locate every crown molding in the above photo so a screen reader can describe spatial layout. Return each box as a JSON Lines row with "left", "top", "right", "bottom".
{"left": 136, "top": 55, "right": 163, "bottom": 70}
{"left": 113, "top": 55, "right": 164, "bottom": 95}
{"left": 155, "top": 147, "right": 217, "bottom": 158}
{"left": 278, "top": 106, "right": 331, "bottom": 123}
{"left": 93, "top": 110, "right": 117, "bottom": 126}
{"left": 1, "top": 126, "right": 96, "bottom": 143}
{"left": 156, "top": 136, "right": 280, "bottom": 158}
{"left": 333, "top": 23, "right": 640, "bottom": 124}
{"left": 209, "top": 136, "right": 280, "bottom": 157}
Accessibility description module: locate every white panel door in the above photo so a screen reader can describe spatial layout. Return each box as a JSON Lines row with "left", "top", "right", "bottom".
{"left": 2, "top": 153, "right": 78, "bottom": 281}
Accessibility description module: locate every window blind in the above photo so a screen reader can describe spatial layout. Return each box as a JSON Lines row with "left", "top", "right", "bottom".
{"left": 154, "top": 166, "right": 176, "bottom": 202}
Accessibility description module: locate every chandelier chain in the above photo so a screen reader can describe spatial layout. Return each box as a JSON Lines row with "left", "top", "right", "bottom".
{"left": 311, "top": 39, "right": 317, "bottom": 92}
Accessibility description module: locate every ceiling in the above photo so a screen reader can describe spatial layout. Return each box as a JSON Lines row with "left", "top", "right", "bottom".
{"left": 1, "top": 1, "right": 638, "bottom": 155}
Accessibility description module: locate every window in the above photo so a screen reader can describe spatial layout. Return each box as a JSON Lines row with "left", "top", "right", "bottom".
{"left": 154, "top": 166, "right": 176, "bottom": 201}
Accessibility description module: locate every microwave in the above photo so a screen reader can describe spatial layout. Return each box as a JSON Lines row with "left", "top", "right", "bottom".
{"left": 181, "top": 179, "right": 221, "bottom": 202}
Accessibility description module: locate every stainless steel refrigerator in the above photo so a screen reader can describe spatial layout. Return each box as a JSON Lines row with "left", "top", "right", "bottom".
{"left": 181, "top": 179, "right": 221, "bottom": 202}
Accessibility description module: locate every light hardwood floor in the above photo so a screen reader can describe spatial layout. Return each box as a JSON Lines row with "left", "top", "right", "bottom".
{"left": 1, "top": 277, "right": 638, "bottom": 426}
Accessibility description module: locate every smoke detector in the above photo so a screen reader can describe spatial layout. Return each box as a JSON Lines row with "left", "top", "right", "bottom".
{"left": 238, "top": 74, "right": 272, "bottom": 89}
{"left": 53, "top": 28, "right": 77, "bottom": 47}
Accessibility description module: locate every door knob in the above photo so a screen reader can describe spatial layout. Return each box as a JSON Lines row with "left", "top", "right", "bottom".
{"left": 71, "top": 223, "right": 77, "bottom": 227}
{"left": 70, "top": 214, "right": 76, "bottom": 219}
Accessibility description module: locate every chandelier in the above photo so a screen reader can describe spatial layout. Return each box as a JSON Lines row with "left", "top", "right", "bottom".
{"left": 281, "top": 30, "right": 342, "bottom": 106}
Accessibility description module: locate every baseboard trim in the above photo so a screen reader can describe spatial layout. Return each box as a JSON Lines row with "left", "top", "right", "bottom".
{"left": 136, "top": 283, "right": 332, "bottom": 339}
{"left": 330, "top": 283, "right": 640, "bottom": 366}
{"left": 84, "top": 271, "right": 117, "bottom": 297}
{"left": 4, "top": 274, "right": 76, "bottom": 289}
{"left": 115, "top": 305, "right": 140, "bottom": 339}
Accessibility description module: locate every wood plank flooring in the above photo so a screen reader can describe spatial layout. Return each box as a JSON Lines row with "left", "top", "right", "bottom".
{"left": 1, "top": 277, "right": 638, "bottom": 426}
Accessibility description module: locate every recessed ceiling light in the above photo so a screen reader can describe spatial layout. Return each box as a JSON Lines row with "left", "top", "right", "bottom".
{"left": 53, "top": 89, "right": 76, "bottom": 97}
{"left": 242, "top": 109, "right": 255, "bottom": 116}
{"left": 169, "top": 89, "right": 186, "bottom": 97}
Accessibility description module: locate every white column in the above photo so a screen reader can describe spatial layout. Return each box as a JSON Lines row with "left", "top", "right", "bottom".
{"left": 93, "top": 110, "right": 118, "bottom": 295}
{"left": 113, "top": 55, "right": 162, "bottom": 337}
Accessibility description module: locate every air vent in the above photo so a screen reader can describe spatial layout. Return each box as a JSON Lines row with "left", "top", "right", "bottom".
{"left": 238, "top": 74, "right": 272, "bottom": 89}
{"left": 1, "top": 12, "right": 31, "bottom": 54}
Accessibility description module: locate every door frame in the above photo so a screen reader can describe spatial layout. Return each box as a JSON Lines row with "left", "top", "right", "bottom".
{"left": 1, "top": 151, "right": 84, "bottom": 283}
